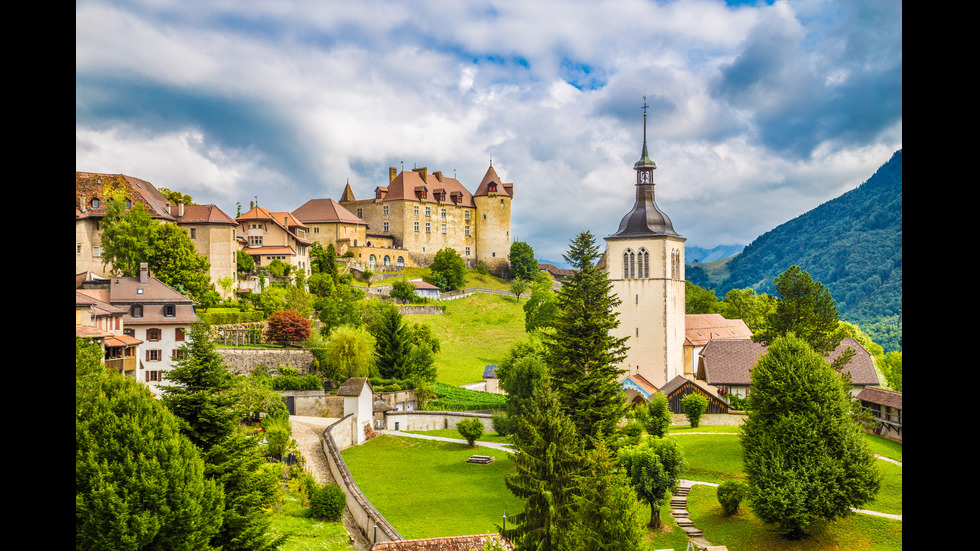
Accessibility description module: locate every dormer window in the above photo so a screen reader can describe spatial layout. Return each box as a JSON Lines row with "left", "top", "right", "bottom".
{"left": 90, "top": 198, "right": 100, "bottom": 209}
{"left": 488, "top": 182, "right": 498, "bottom": 193}
{"left": 164, "top": 304, "right": 176, "bottom": 317}
{"left": 131, "top": 305, "right": 143, "bottom": 318}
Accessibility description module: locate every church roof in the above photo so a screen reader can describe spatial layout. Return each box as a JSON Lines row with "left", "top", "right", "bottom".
{"left": 607, "top": 109, "right": 680, "bottom": 240}
{"left": 685, "top": 314, "right": 753, "bottom": 346}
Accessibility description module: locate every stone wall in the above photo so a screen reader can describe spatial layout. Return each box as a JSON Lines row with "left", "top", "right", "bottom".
{"left": 382, "top": 410, "right": 493, "bottom": 432}
{"left": 216, "top": 348, "right": 316, "bottom": 376}
{"left": 280, "top": 390, "right": 344, "bottom": 417}
{"left": 321, "top": 415, "right": 403, "bottom": 546}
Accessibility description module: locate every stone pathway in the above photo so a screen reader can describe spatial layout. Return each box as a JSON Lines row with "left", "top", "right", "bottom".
{"left": 289, "top": 417, "right": 372, "bottom": 551}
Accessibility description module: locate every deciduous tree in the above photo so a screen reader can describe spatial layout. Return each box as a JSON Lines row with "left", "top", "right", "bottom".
{"left": 509, "top": 241, "right": 538, "bottom": 281}
{"left": 740, "top": 335, "right": 882, "bottom": 539}
{"left": 430, "top": 247, "right": 466, "bottom": 290}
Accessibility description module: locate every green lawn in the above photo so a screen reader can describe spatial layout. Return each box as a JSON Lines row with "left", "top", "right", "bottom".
{"left": 267, "top": 471, "right": 359, "bottom": 551}
{"left": 340, "top": 435, "right": 522, "bottom": 540}
{"left": 404, "top": 293, "right": 528, "bottom": 386}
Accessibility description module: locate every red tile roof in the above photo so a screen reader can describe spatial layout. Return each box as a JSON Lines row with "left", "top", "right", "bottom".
{"left": 856, "top": 386, "right": 902, "bottom": 410}
{"left": 292, "top": 198, "right": 367, "bottom": 225}
{"left": 685, "top": 314, "right": 753, "bottom": 346}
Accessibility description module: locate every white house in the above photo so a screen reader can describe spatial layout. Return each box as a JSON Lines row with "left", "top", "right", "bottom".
{"left": 337, "top": 377, "right": 375, "bottom": 445}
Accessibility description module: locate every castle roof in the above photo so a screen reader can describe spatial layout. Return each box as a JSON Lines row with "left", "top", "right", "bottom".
{"left": 365, "top": 167, "right": 477, "bottom": 208}
{"left": 473, "top": 163, "right": 513, "bottom": 198}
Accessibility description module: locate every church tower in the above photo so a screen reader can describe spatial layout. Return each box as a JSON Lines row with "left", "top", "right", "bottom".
{"left": 604, "top": 100, "right": 686, "bottom": 389}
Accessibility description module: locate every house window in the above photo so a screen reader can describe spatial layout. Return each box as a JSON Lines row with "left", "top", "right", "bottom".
{"left": 172, "top": 349, "right": 187, "bottom": 360}
{"left": 383, "top": 205, "right": 389, "bottom": 216}
{"left": 465, "top": 247, "right": 471, "bottom": 257}
{"left": 425, "top": 222, "right": 431, "bottom": 233}
{"left": 414, "top": 205, "right": 420, "bottom": 216}
{"left": 383, "top": 221, "right": 390, "bottom": 232}
{"left": 146, "top": 370, "right": 161, "bottom": 382}
{"left": 90, "top": 198, "right": 100, "bottom": 208}
{"left": 147, "top": 328, "right": 161, "bottom": 342}
{"left": 175, "top": 327, "right": 186, "bottom": 341}
{"left": 441, "top": 208, "right": 447, "bottom": 218}
{"left": 76, "top": 243, "right": 82, "bottom": 254}
{"left": 93, "top": 246, "right": 102, "bottom": 257}
{"left": 397, "top": 256, "right": 404, "bottom": 267}
{"left": 384, "top": 255, "right": 390, "bottom": 266}
{"left": 414, "top": 221, "right": 420, "bottom": 232}
{"left": 131, "top": 305, "right": 143, "bottom": 318}
{"left": 189, "top": 228, "right": 197, "bottom": 239}
{"left": 441, "top": 223, "right": 447, "bottom": 234}
{"left": 425, "top": 207, "right": 431, "bottom": 217}
{"left": 146, "top": 349, "right": 161, "bottom": 362}
{"left": 164, "top": 304, "right": 176, "bottom": 317}
{"left": 464, "top": 225, "right": 470, "bottom": 237}
{"left": 124, "top": 328, "right": 134, "bottom": 338}
{"left": 465, "top": 210, "right": 471, "bottom": 220}
{"left": 357, "top": 208, "right": 363, "bottom": 217}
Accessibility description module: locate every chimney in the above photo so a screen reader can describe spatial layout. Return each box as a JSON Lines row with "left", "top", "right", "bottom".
{"left": 389, "top": 167, "right": 397, "bottom": 182}
{"left": 250, "top": 200, "right": 255, "bottom": 210}
{"left": 140, "top": 263, "right": 149, "bottom": 285}
{"left": 178, "top": 201, "right": 184, "bottom": 217}
{"left": 413, "top": 166, "right": 427, "bottom": 182}
{"left": 433, "top": 171, "right": 443, "bottom": 182}
{"left": 79, "top": 195, "right": 86, "bottom": 213}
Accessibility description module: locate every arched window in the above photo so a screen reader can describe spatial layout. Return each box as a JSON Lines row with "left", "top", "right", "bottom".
{"left": 369, "top": 254, "right": 376, "bottom": 266}
{"left": 397, "top": 256, "right": 405, "bottom": 267}
{"left": 623, "top": 249, "right": 636, "bottom": 279}
{"left": 383, "top": 255, "right": 390, "bottom": 266}
{"left": 638, "top": 248, "right": 649, "bottom": 279}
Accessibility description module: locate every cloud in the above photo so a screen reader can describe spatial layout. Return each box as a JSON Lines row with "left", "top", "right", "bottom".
{"left": 75, "top": 0, "right": 902, "bottom": 263}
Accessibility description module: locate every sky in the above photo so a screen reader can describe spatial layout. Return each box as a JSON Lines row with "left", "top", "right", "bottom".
{"left": 76, "top": 0, "right": 902, "bottom": 265}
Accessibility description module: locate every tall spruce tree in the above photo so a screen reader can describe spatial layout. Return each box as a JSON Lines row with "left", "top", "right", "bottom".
{"left": 504, "top": 385, "right": 584, "bottom": 551}
{"left": 740, "top": 335, "right": 882, "bottom": 539}
{"left": 545, "top": 231, "right": 629, "bottom": 449}
{"left": 570, "top": 438, "right": 643, "bottom": 550}
{"left": 373, "top": 305, "right": 410, "bottom": 379}
{"left": 161, "top": 321, "right": 283, "bottom": 551}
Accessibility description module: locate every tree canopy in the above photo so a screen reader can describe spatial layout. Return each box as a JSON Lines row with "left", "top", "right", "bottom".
{"left": 509, "top": 241, "right": 538, "bottom": 281}
{"left": 740, "top": 335, "right": 882, "bottom": 539}
{"left": 429, "top": 247, "right": 466, "bottom": 291}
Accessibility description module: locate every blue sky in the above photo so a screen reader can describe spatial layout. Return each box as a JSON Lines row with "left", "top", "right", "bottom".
{"left": 76, "top": 0, "right": 902, "bottom": 264}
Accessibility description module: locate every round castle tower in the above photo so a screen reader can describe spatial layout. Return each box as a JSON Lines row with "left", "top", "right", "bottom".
{"left": 472, "top": 162, "right": 513, "bottom": 274}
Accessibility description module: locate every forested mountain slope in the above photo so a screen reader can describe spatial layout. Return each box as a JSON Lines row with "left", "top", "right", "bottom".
{"left": 716, "top": 150, "right": 902, "bottom": 351}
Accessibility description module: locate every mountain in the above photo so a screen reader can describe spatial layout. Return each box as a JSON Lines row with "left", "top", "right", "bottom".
{"left": 714, "top": 150, "right": 902, "bottom": 352}
{"left": 687, "top": 244, "right": 745, "bottom": 264}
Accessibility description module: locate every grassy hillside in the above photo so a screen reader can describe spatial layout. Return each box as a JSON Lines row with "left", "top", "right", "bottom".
{"left": 404, "top": 292, "right": 528, "bottom": 386}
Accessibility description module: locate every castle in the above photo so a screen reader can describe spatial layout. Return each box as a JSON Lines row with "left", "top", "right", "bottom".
{"left": 332, "top": 164, "right": 514, "bottom": 274}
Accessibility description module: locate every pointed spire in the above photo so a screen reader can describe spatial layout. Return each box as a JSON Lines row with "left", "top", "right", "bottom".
{"left": 634, "top": 96, "right": 657, "bottom": 170}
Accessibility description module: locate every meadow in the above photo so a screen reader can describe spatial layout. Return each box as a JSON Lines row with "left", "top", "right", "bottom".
{"left": 341, "top": 427, "right": 902, "bottom": 550}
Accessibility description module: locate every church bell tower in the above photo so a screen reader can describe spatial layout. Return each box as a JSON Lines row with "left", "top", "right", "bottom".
{"left": 604, "top": 98, "right": 687, "bottom": 390}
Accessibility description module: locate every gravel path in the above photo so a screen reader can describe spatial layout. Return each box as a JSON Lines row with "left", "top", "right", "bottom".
{"left": 289, "top": 417, "right": 372, "bottom": 551}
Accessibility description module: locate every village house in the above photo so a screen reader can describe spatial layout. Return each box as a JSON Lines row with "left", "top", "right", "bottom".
{"left": 76, "top": 263, "right": 198, "bottom": 395}
{"left": 75, "top": 172, "right": 239, "bottom": 299}
{"left": 237, "top": 202, "right": 313, "bottom": 279}
{"left": 290, "top": 197, "right": 369, "bottom": 256}
{"left": 696, "top": 337, "right": 880, "bottom": 400}
{"left": 856, "top": 386, "right": 903, "bottom": 441}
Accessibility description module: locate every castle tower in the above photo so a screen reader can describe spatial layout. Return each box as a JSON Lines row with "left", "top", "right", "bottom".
{"left": 472, "top": 162, "right": 513, "bottom": 274}
{"left": 604, "top": 100, "right": 687, "bottom": 389}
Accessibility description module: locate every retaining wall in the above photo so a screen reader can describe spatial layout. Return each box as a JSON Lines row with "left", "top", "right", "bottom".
{"left": 321, "top": 415, "right": 403, "bottom": 546}
{"left": 216, "top": 348, "right": 315, "bottom": 376}
{"left": 382, "top": 410, "right": 493, "bottom": 432}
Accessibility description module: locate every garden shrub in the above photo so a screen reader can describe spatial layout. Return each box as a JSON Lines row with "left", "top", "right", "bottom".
{"left": 491, "top": 411, "right": 512, "bottom": 437}
{"left": 717, "top": 480, "right": 748, "bottom": 517}
{"left": 681, "top": 392, "right": 709, "bottom": 428}
{"left": 310, "top": 484, "right": 347, "bottom": 520}
{"left": 456, "top": 417, "right": 485, "bottom": 446}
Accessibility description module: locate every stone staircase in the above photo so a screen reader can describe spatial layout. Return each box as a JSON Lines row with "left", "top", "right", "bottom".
{"left": 670, "top": 484, "right": 703, "bottom": 538}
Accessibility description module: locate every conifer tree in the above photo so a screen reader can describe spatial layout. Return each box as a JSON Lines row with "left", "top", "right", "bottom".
{"left": 373, "top": 306, "right": 410, "bottom": 379}
{"left": 545, "top": 231, "right": 629, "bottom": 449}
{"left": 504, "top": 385, "right": 584, "bottom": 551}
{"left": 161, "top": 321, "right": 283, "bottom": 551}
{"left": 570, "top": 438, "right": 643, "bottom": 550}
{"left": 76, "top": 374, "right": 224, "bottom": 551}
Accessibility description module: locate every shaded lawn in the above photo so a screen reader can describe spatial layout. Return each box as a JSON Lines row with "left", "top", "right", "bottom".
{"left": 340, "top": 435, "right": 523, "bottom": 540}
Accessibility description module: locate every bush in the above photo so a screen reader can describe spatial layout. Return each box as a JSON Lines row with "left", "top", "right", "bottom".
{"left": 491, "top": 411, "right": 513, "bottom": 437}
{"left": 681, "top": 392, "right": 709, "bottom": 428}
{"left": 456, "top": 417, "right": 485, "bottom": 446}
{"left": 310, "top": 484, "right": 347, "bottom": 520}
{"left": 717, "top": 480, "right": 748, "bottom": 517}
{"left": 264, "top": 309, "right": 311, "bottom": 344}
